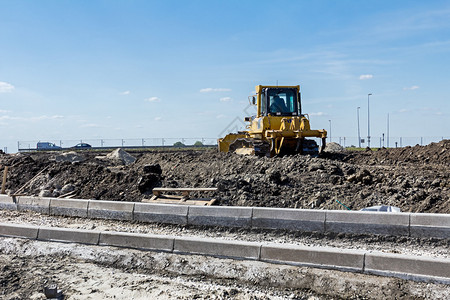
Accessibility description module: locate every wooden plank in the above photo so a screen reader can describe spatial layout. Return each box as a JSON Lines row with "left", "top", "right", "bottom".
{"left": 152, "top": 188, "right": 217, "bottom": 192}
{"left": 14, "top": 166, "right": 50, "bottom": 195}
{"left": 142, "top": 198, "right": 216, "bottom": 206}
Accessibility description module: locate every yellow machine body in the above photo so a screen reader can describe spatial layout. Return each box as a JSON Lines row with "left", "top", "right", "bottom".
{"left": 218, "top": 85, "right": 327, "bottom": 156}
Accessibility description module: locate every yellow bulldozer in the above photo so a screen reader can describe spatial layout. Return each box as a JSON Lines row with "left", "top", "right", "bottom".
{"left": 218, "top": 85, "right": 327, "bottom": 157}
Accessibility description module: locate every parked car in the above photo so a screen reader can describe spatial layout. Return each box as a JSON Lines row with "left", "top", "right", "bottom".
{"left": 72, "top": 143, "right": 92, "bottom": 149}
{"left": 37, "top": 142, "right": 61, "bottom": 150}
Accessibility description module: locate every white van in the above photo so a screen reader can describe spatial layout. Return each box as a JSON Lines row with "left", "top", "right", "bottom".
{"left": 37, "top": 142, "right": 61, "bottom": 150}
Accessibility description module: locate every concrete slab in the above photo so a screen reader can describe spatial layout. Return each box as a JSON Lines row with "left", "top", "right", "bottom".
{"left": 134, "top": 203, "right": 188, "bottom": 225}
{"left": 0, "top": 223, "right": 39, "bottom": 239}
{"left": 188, "top": 206, "right": 252, "bottom": 227}
{"left": 252, "top": 208, "right": 325, "bottom": 232}
{"left": 410, "top": 213, "right": 450, "bottom": 239}
{"left": 325, "top": 210, "right": 409, "bottom": 236}
{"left": 0, "top": 195, "right": 16, "bottom": 210}
{"left": 16, "top": 196, "right": 51, "bottom": 214}
{"left": 261, "top": 244, "right": 365, "bottom": 272}
{"left": 50, "top": 198, "right": 89, "bottom": 218}
{"left": 174, "top": 237, "right": 260, "bottom": 259}
{"left": 99, "top": 231, "right": 174, "bottom": 252}
{"left": 88, "top": 200, "right": 134, "bottom": 221}
{"left": 38, "top": 227, "right": 100, "bottom": 245}
{"left": 365, "top": 252, "right": 450, "bottom": 283}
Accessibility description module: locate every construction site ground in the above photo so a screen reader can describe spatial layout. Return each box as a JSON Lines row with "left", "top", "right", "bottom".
{"left": 0, "top": 140, "right": 449, "bottom": 299}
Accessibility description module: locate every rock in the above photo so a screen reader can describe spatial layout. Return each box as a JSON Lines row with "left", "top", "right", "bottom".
{"left": 431, "top": 179, "right": 441, "bottom": 187}
{"left": 137, "top": 174, "right": 161, "bottom": 193}
{"left": 308, "top": 163, "right": 324, "bottom": 172}
{"left": 143, "top": 164, "right": 162, "bottom": 175}
{"left": 39, "top": 190, "right": 52, "bottom": 197}
{"left": 61, "top": 184, "right": 76, "bottom": 194}
{"left": 268, "top": 171, "right": 282, "bottom": 184}
{"left": 54, "top": 151, "right": 85, "bottom": 163}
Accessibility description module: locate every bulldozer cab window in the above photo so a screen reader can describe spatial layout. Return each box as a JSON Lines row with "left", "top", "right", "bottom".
{"left": 267, "top": 89, "right": 298, "bottom": 116}
{"left": 261, "top": 93, "right": 267, "bottom": 114}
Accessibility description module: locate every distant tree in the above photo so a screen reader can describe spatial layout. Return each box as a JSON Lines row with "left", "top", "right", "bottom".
{"left": 173, "top": 141, "right": 185, "bottom": 147}
{"left": 194, "top": 141, "right": 204, "bottom": 146}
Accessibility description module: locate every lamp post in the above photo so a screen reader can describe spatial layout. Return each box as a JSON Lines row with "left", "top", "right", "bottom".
{"left": 357, "top": 107, "right": 361, "bottom": 148}
{"left": 387, "top": 113, "right": 390, "bottom": 148}
{"left": 328, "top": 119, "right": 331, "bottom": 143}
{"left": 367, "top": 93, "right": 372, "bottom": 148}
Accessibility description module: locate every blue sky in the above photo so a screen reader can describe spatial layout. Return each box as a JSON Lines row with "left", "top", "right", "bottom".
{"left": 1, "top": 0, "right": 449, "bottom": 151}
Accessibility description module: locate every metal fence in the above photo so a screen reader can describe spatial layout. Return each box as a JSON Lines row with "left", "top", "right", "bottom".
{"left": 18, "top": 138, "right": 218, "bottom": 151}
{"left": 329, "top": 136, "right": 449, "bottom": 148}
{"left": 17, "top": 136, "right": 448, "bottom": 152}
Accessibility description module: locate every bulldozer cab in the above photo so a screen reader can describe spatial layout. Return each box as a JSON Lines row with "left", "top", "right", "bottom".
{"left": 258, "top": 86, "right": 301, "bottom": 117}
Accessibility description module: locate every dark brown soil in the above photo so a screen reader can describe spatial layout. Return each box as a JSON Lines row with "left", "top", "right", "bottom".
{"left": 1, "top": 140, "right": 449, "bottom": 213}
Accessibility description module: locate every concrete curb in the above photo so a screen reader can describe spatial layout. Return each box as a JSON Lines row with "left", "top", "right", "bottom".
{"left": 50, "top": 198, "right": 89, "bottom": 218}
{"left": 410, "top": 213, "right": 450, "bottom": 239}
{"left": 0, "top": 222, "right": 448, "bottom": 284}
{"left": 16, "top": 196, "right": 51, "bottom": 215}
{"left": 252, "top": 208, "right": 325, "bottom": 232}
{"left": 88, "top": 200, "right": 134, "bottom": 221}
{"left": 134, "top": 203, "right": 188, "bottom": 225}
{"left": 0, "top": 194, "right": 16, "bottom": 210}
{"left": 99, "top": 231, "right": 174, "bottom": 252}
{"left": 174, "top": 236, "right": 260, "bottom": 260}
{"left": 37, "top": 227, "right": 100, "bottom": 245}
{"left": 260, "top": 243, "right": 365, "bottom": 272}
{"left": 0, "top": 196, "right": 449, "bottom": 239}
{"left": 325, "top": 210, "right": 410, "bottom": 236}
{"left": 187, "top": 206, "right": 252, "bottom": 228}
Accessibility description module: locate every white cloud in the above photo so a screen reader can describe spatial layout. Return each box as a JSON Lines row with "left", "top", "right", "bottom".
{"left": 145, "top": 97, "right": 161, "bottom": 102}
{"left": 220, "top": 97, "right": 232, "bottom": 102}
{"left": 0, "top": 115, "right": 19, "bottom": 121}
{"left": 32, "top": 115, "right": 64, "bottom": 121}
{"left": 200, "top": 88, "right": 232, "bottom": 93}
{"left": 359, "top": 74, "right": 373, "bottom": 80}
{"left": 0, "top": 82, "right": 14, "bottom": 93}
{"left": 403, "top": 85, "right": 419, "bottom": 90}
{"left": 0, "top": 109, "right": 11, "bottom": 114}
{"left": 398, "top": 108, "right": 410, "bottom": 113}
{"left": 120, "top": 90, "right": 131, "bottom": 95}
{"left": 216, "top": 114, "right": 227, "bottom": 119}
{"left": 309, "top": 112, "right": 326, "bottom": 116}
{"left": 0, "top": 114, "right": 64, "bottom": 121}
{"left": 80, "top": 123, "right": 102, "bottom": 128}
{"left": 154, "top": 116, "right": 162, "bottom": 121}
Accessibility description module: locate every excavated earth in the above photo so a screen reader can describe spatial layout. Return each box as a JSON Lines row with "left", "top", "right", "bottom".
{"left": 0, "top": 141, "right": 449, "bottom": 299}
{"left": 1, "top": 140, "right": 449, "bottom": 213}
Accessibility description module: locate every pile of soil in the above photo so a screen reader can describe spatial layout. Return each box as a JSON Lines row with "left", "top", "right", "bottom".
{"left": 1, "top": 140, "right": 448, "bottom": 213}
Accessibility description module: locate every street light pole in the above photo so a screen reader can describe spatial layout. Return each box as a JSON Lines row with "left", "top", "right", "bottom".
{"left": 357, "top": 107, "right": 361, "bottom": 148}
{"left": 367, "top": 93, "right": 372, "bottom": 148}
{"left": 328, "top": 119, "right": 331, "bottom": 143}
{"left": 387, "top": 113, "right": 390, "bottom": 148}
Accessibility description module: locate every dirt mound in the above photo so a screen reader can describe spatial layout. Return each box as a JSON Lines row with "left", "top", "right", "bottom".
{"left": 324, "top": 142, "right": 345, "bottom": 153}
{"left": 345, "top": 140, "right": 450, "bottom": 166}
{"left": 102, "top": 148, "right": 137, "bottom": 165}
{"left": 1, "top": 142, "right": 448, "bottom": 213}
